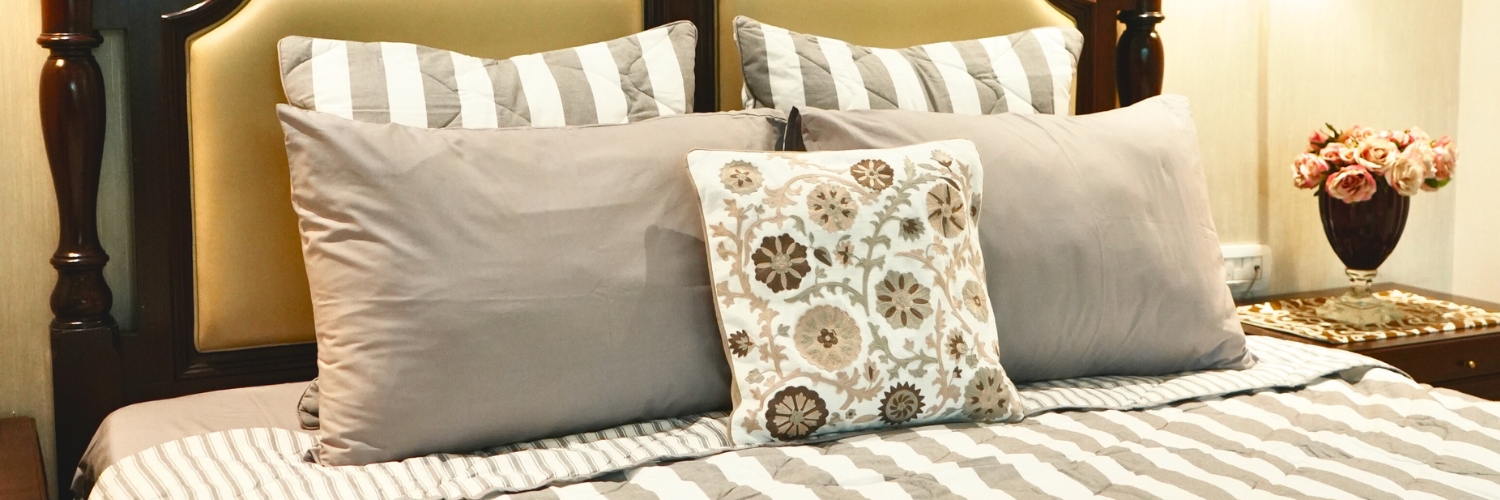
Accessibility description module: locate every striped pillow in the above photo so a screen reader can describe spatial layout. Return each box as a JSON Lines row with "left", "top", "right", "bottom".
{"left": 733, "top": 17, "right": 1082, "bottom": 115}
{"left": 277, "top": 21, "right": 696, "bottom": 128}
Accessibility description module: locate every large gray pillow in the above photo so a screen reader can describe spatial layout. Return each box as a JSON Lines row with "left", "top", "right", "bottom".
{"left": 280, "top": 105, "right": 786, "bottom": 465}
{"left": 796, "top": 95, "right": 1254, "bottom": 383}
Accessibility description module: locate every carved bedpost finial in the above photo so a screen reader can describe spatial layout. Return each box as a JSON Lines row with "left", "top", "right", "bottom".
{"left": 39, "top": 0, "right": 122, "bottom": 497}
{"left": 39, "top": 0, "right": 114, "bottom": 333}
{"left": 1116, "top": 0, "right": 1164, "bottom": 107}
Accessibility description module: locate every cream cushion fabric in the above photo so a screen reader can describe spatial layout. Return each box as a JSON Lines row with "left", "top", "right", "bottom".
{"left": 688, "top": 140, "right": 1024, "bottom": 445}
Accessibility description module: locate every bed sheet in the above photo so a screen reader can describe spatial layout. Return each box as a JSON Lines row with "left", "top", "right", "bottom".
{"left": 73, "top": 381, "right": 310, "bottom": 498}
{"left": 88, "top": 338, "right": 1500, "bottom": 499}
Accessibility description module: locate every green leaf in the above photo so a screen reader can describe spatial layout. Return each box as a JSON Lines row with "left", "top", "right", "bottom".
{"left": 1425, "top": 178, "right": 1450, "bottom": 189}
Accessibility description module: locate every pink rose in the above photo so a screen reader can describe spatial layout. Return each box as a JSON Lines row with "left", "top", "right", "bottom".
{"left": 1339, "top": 125, "right": 1374, "bottom": 143}
{"left": 1408, "top": 126, "right": 1431, "bottom": 144}
{"left": 1425, "top": 135, "right": 1456, "bottom": 190}
{"left": 1354, "top": 137, "right": 1398, "bottom": 175}
{"left": 1319, "top": 142, "right": 1356, "bottom": 166}
{"left": 1325, "top": 165, "right": 1377, "bottom": 203}
{"left": 1307, "top": 129, "right": 1332, "bottom": 152}
{"left": 1385, "top": 146, "right": 1429, "bottom": 196}
{"left": 1388, "top": 129, "right": 1413, "bottom": 149}
{"left": 1291, "top": 153, "right": 1330, "bottom": 189}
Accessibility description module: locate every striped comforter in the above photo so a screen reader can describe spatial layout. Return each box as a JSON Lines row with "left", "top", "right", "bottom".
{"left": 92, "top": 337, "right": 1500, "bottom": 499}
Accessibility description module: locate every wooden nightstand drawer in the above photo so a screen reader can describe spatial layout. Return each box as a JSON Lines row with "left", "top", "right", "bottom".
{"left": 0, "top": 417, "right": 47, "bottom": 500}
{"left": 1364, "top": 333, "right": 1500, "bottom": 384}
{"left": 1436, "top": 372, "right": 1500, "bottom": 400}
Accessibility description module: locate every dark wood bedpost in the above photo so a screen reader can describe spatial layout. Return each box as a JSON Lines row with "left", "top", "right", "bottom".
{"left": 38, "top": 0, "right": 122, "bottom": 497}
{"left": 1116, "top": 0, "right": 1165, "bottom": 106}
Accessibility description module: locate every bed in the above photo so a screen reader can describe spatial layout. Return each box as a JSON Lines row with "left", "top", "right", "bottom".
{"left": 34, "top": 0, "right": 1500, "bottom": 498}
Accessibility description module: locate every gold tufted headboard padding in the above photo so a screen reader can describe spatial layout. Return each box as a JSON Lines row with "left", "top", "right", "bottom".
{"left": 188, "top": 0, "right": 646, "bottom": 351}
{"left": 715, "top": 0, "right": 1075, "bottom": 111}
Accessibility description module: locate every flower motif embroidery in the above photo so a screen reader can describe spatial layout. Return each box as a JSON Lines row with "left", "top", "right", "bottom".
{"left": 793, "top": 305, "right": 863, "bottom": 371}
{"left": 727, "top": 331, "right": 753, "bottom": 358}
{"left": 931, "top": 150, "right": 954, "bottom": 167}
{"left": 850, "top": 159, "right": 894, "bottom": 191}
{"left": 807, "top": 184, "right": 858, "bottom": 232}
{"left": 719, "top": 160, "right": 763, "bottom": 194}
{"left": 946, "top": 332, "right": 968, "bottom": 361}
{"left": 765, "top": 386, "right": 828, "bottom": 441}
{"left": 898, "top": 217, "right": 925, "bottom": 242}
{"left": 964, "top": 367, "right": 1015, "bottom": 422}
{"left": 926, "top": 183, "right": 968, "bottom": 238}
{"left": 875, "top": 272, "right": 933, "bottom": 329}
{"left": 833, "top": 240, "right": 856, "bottom": 266}
{"left": 752, "top": 235, "right": 811, "bottom": 292}
{"left": 961, "top": 281, "right": 989, "bottom": 321}
{"left": 879, "top": 382, "right": 925, "bottom": 425}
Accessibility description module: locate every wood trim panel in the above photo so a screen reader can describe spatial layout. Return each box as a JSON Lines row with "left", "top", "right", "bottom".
{"left": 648, "top": 0, "right": 717, "bottom": 112}
{"left": 44, "top": 0, "right": 1164, "bottom": 497}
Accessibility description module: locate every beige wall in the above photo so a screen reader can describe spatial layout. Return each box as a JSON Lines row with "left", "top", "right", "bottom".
{"left": 1, "top": 0, "right": 59, "bottom": 494}
{"left": 1453, "top": 0, "right": 1500, "bottom": 303}
{"left": 1162, "top": 0, "right": 1467, "bottom": 295}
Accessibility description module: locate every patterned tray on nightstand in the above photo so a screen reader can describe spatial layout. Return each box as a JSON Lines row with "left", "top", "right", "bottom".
{"left": 1237, "top": 289, "right": 1500, "bottom": 344}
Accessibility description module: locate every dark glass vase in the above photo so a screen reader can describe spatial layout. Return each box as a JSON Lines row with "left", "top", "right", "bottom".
{"left": 1316, "top": 178, "right": 1410, "bottom": 326}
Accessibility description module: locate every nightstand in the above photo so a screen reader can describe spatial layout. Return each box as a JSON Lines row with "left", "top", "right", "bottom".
{"left": 1239, "top": 283, "right": 1500, "bottom": 400}
{"left": 0, "top": 417, "right": 46, "bottom": 500}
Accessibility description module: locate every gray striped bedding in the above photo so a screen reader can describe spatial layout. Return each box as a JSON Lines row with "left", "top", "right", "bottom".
{"left": 90, "top": 337, "right": 1500, "bottom": 499}
{"left": 277, "top": 22, "right": 695, "bottom": 129}
{"left": 733, "top": 16, "right": 1083, "bottom": 115}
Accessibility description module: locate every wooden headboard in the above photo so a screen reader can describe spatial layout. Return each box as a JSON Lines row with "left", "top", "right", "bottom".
{"left": 36, "top": 0, "right": 1162, "bottom": 496}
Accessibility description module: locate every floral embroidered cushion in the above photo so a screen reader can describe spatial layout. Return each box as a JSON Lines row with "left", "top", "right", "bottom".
{"left": 687, "top": 139, "right": 1025, "bottom": 446}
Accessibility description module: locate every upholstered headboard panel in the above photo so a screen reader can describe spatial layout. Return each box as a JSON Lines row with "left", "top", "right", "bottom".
{"left": 714, "top": 0, "right": 1074, "bottom": 111}
{"left": 187, "top": 0, "right": 647, "bottom": 351}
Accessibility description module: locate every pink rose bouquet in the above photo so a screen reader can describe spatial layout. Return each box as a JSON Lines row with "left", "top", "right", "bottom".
{"left": 1294, "top": 123, "right": 1457, "bottom": 203}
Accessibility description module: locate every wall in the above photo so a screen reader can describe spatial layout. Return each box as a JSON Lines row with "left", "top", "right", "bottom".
{"left": 1161, "top": 0, "right": 1467, "bottom": 295}
{"left": 1, "top": 0, "right": 60, "bottom": 495}
{"left": 1452, "top": 0, "right": 1500, "bottom": 303}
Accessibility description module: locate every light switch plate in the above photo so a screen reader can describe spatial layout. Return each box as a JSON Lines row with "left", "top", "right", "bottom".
{"left": 1221, "top": 244, "right": 1270, "bottom": 299}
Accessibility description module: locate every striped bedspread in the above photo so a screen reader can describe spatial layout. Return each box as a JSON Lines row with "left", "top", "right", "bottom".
{"left": 91, "top": 337, "right": 1500, "bottom": 499}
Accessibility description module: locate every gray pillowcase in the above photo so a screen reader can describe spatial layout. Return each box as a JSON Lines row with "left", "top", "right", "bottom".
{"left": 734, "top": 16, "right": 1082, "bottom": 114}
{"left": 796, "top": 95, "right": 1254, "bottom": 383}
{"left": 278, "top": 21, "right": 696, "bottom": 129}
{"left": 280, "top": 105, "right": 786, "bottom": 465}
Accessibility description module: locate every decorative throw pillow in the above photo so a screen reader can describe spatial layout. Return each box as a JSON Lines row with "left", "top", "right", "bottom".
{"left": 795, "top": 96, "right": 1255, "bottom": 383}
{"left": 278, "top": 21, "right": 695, "bottom": 128}
{"left": 733, "top": 16, "right": 1082, "bottom": 115}
{"left": 687, "top": 139, "right": 1025, "bottom": 446}
{"left": 280, "top": 105, "right": 786, "bottom": 465}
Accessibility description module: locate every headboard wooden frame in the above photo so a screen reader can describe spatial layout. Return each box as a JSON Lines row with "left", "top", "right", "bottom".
{"left": 36, "top": 0, "right": 1161, "bottom": 496}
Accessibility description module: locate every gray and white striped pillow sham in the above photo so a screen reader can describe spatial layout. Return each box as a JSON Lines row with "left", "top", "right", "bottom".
{"left": 734, "top": 16, "right": 1083, "bottom": 115}
{"left": 277, "top": 21, "right": 696, "bottom": 128}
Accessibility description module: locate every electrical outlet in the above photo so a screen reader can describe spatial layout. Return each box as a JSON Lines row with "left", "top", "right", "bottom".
{"left": 1221, "top": 244, "right": 1271, "bottom": 299}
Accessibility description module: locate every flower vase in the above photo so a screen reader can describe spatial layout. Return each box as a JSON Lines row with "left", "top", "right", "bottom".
{"left": 1316, "top": 178, "right": 1410, "bottom": 326}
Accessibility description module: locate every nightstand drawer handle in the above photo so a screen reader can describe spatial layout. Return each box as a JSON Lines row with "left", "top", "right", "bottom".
{"left": 1467, "top": 360, "right": 1478, "bottom": 369}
